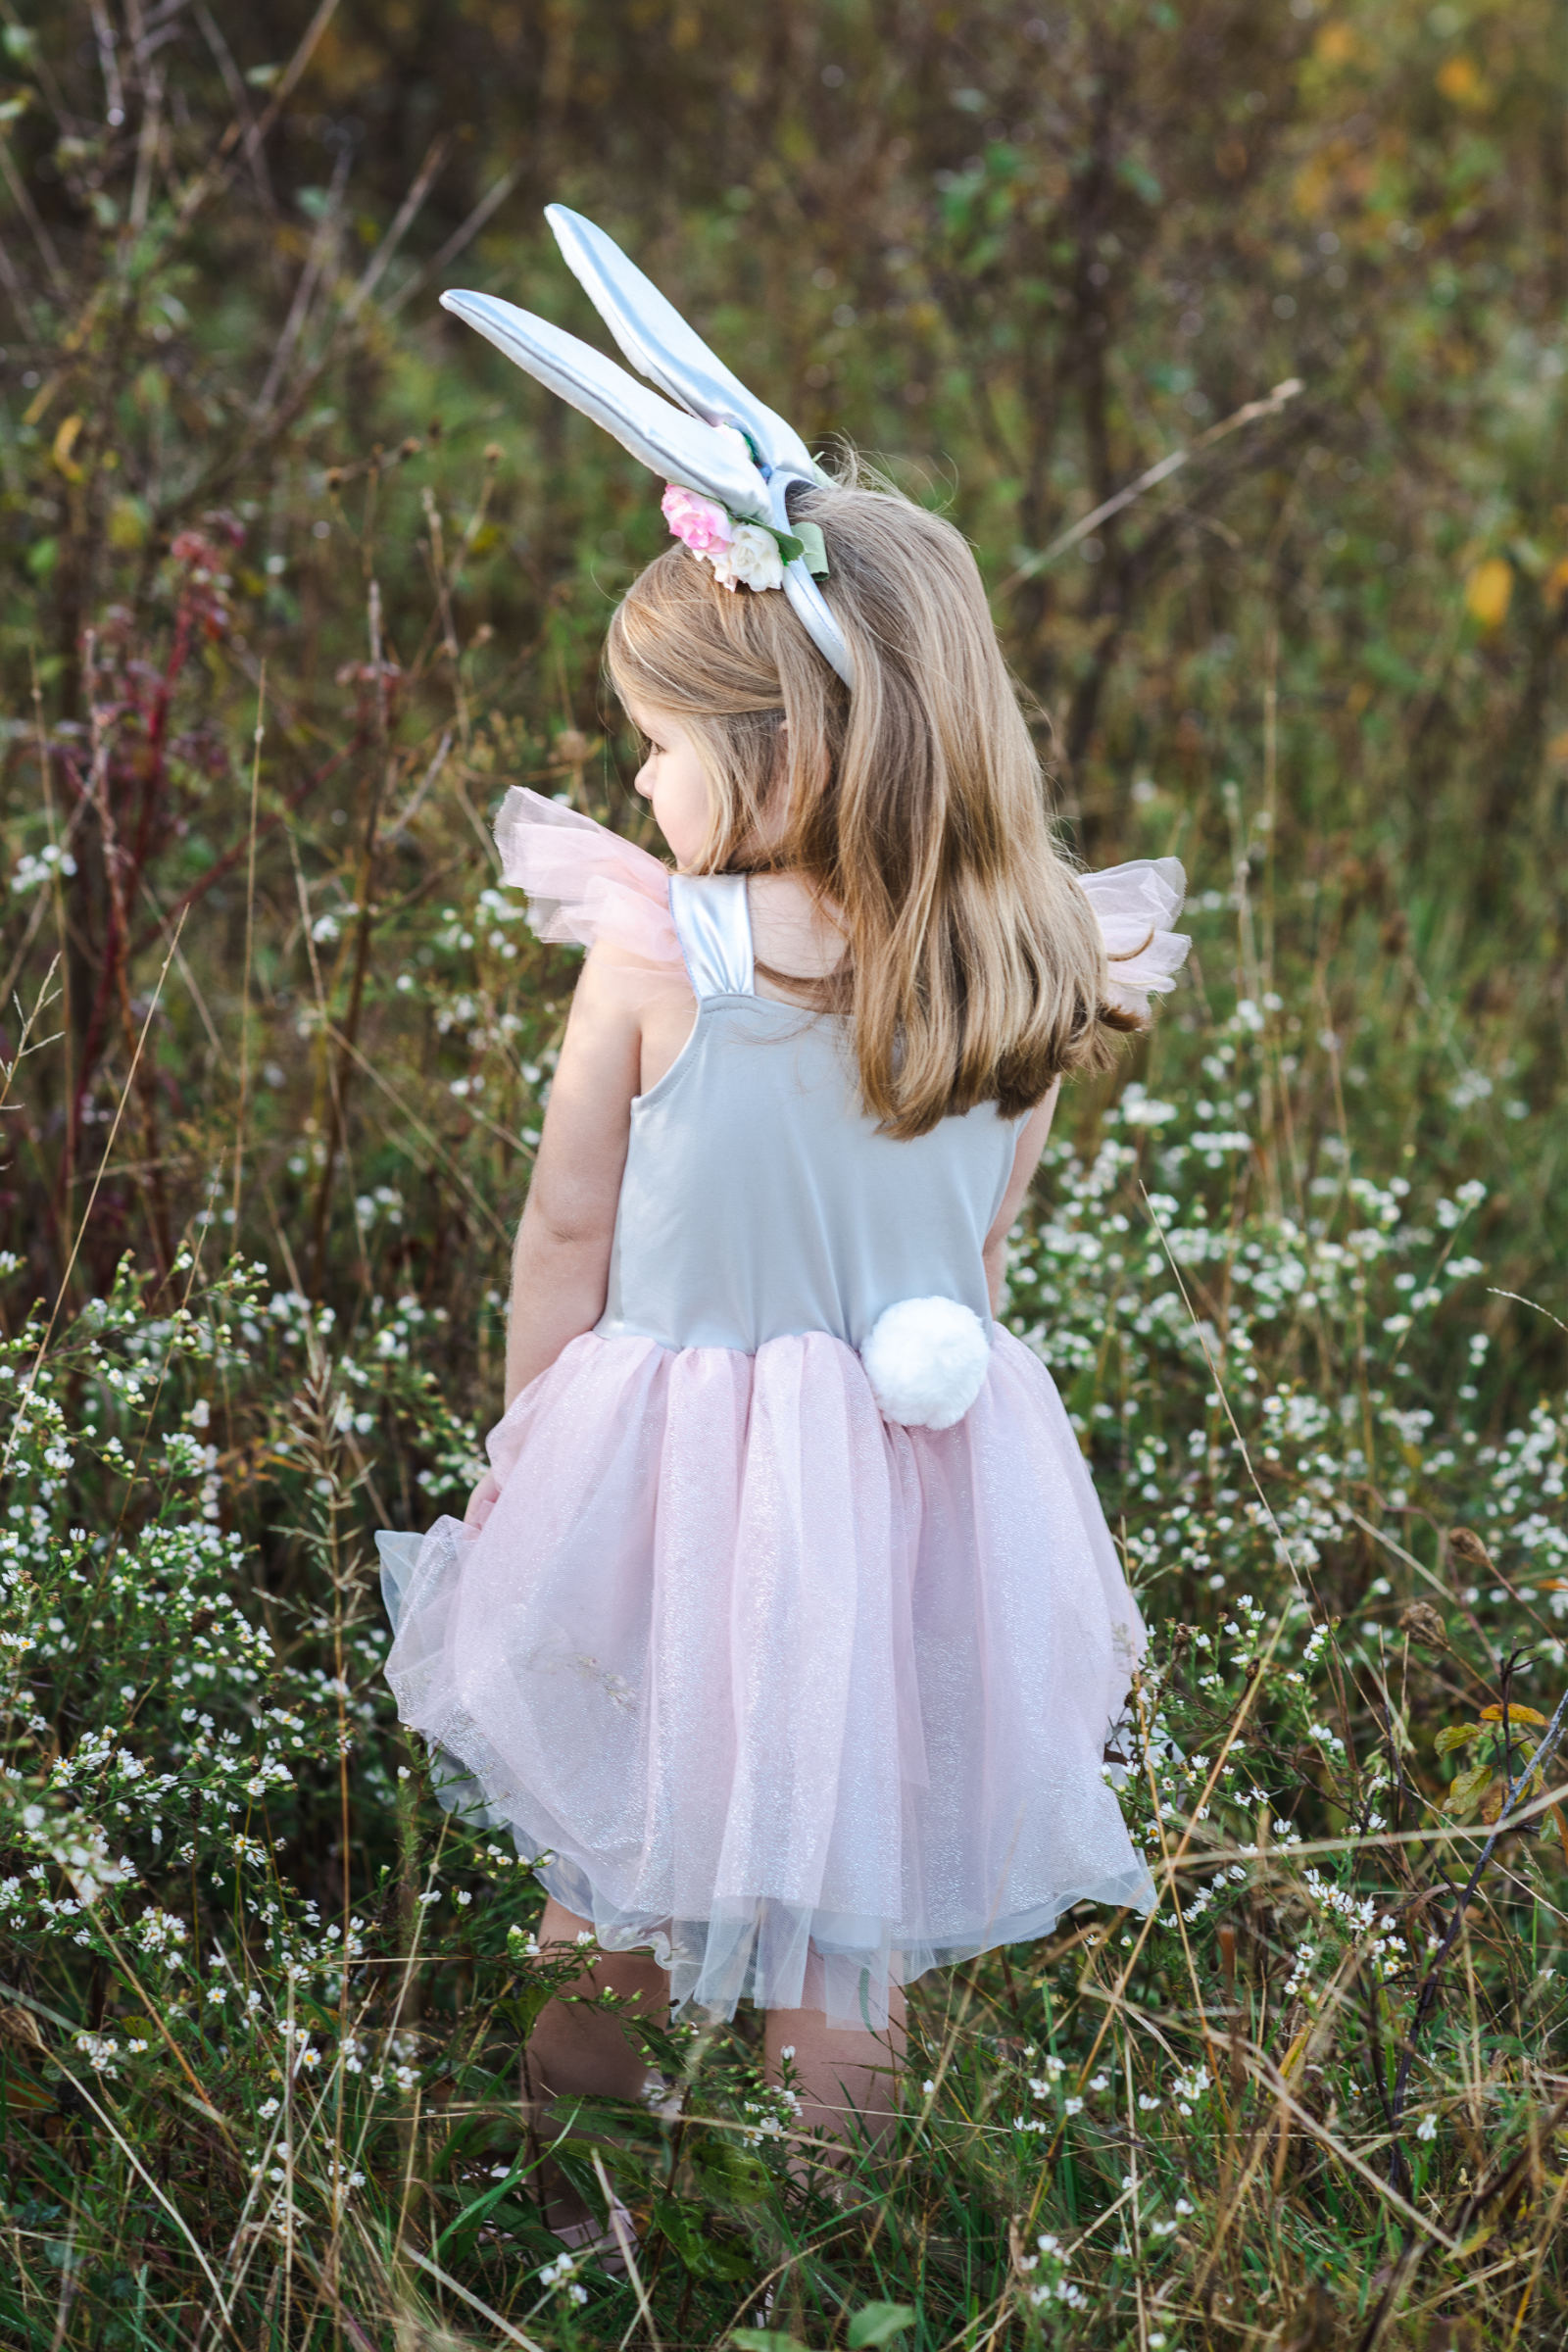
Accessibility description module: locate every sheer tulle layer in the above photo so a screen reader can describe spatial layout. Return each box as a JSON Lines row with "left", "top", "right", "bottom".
{"left": 381, "top": 1328, "right": 1151, "bottom": 2028}
{"left": 1077, "top": 858, "right": 1190, "bottom": 1020}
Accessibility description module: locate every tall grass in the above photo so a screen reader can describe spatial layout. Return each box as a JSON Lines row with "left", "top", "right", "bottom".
{"left": 3, "top": 807, "right": 1566, "bottom": 2345}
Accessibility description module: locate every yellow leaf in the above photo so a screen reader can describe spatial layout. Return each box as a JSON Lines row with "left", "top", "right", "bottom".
{"left": 51, "top": 413, "right": 84, "bottom": 482}
{"left": 1464, "top": 559, "right": 1512, "bottom": 630}
{"left": 1448, "top": 1759, "right": 1494, "bottom": 1815}
{"left": 1437, "top": 56, "right": 1490, "bottom": 107}
{"left": 1479, "top": 1702, "right": 1546, "bottom": 1725}
{"left": 1549, "top": 730, "right": 1568, "bottom": 766}
{"left": 108, "top": 497, "right": 148, "bottom": 552}
{"left": 1279, "top": 2023, "right": 1312, "bottom": 2082}
{"left": 1315, "top": 24, "right": 1357, "bottom": 66}
{"left": 22, "top": 372, "right": 59, "bottom": 427}
{"left": 1550, "top": 1804, "right": 1568, "bottom": 1873}
{"left": 1544, "top": 558, "right": 1568, "bottom": 610}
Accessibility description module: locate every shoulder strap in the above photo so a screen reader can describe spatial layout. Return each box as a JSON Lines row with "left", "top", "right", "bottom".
{"left": 668, "top": 872, "right": 756, "bottom": 999}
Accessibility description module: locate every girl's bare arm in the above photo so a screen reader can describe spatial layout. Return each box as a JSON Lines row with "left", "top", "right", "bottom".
{"left": 503, "top": 950, "right": 644, "bottom": 1406}
{"left": 982, "top": 1083, "right": 1059, "bottom": 1312}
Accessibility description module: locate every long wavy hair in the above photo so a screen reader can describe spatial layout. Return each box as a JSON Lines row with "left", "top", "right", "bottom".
{"left": 606, "top": 463, "right": 1136, "bottom": 1140}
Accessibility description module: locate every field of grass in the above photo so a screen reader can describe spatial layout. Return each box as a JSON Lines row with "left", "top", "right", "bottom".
{"left": 1, "top": 3, "right": 1566, "bottom": 2346}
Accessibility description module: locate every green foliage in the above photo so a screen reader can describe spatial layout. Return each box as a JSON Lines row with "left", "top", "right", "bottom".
{"left": 0, "top": 1, "right": 1565, "bottom": 2346}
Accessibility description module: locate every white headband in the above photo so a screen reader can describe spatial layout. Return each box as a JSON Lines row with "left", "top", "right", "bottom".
{"left": 439, "top": 206, "right": 855, "bottom": 691}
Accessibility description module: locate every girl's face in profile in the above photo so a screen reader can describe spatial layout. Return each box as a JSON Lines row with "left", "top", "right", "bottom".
{"left": 627, "top": 699, "right": 712, "bottom": 870}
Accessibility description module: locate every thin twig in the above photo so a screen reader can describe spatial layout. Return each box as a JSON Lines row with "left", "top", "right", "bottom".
{"left": 0, "top": 128, "right": 68, "bottom": 295}
{"left": 193, "top": 3, "right": 276, "bottom": 211}
{"left": 340, "top": 134, "right": 452, "bottom": 323}
{"left": 400, "top": 2247, "right": 550, "bottom": 2350}
{"left": 997, "top": 377, "right": 1305, "bottom": 593}
{"left": 594, "top": 2150, "right": 662, "bottom": 2351}
{"left": 381, "top": 165, "right": 524, "bottom": 320}
{"left": 322, "top": 1022, "right": 514, "bottom": 1248}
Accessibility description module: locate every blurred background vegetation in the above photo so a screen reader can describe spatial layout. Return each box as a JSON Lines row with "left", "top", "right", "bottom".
{"left": 1, "top": 3, "right": 1567, "bottom": 2347}
{"left": 0, "top": 0, "right": 1563, "bottom": 1333}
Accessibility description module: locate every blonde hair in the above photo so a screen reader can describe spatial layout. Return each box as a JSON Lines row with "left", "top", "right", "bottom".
{"left": 606, "top": 466, "right": 1135, "bottom": 1141}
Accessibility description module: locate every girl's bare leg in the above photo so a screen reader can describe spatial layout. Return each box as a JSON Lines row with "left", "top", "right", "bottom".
{"left": 526, "top": 1896, "right": 668, "bottom": 2100}
{"left": 525, "top": 1902, "right": 905, "bottom": 2212}
{"left": 523, "top": 1897, "right": 668, "bottom": 2234}
{"left": 764, "top": 1989, "right": 906, "bottom": 2159}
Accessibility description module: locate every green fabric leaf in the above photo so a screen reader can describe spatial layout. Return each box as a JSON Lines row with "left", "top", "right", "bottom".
{"left": 791, "top": 520, "right": 830, "bottom": 576}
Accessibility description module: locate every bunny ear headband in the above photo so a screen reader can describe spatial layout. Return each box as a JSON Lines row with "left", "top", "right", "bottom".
{"left": 440, "top": 206, "right": 856, "bottom": 690}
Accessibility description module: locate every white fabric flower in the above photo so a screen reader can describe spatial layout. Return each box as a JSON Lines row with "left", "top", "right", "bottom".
{"left": 710, "top": 521, "right": 787, "bottom": 592}
{"left": 861, "top": 1298, "right": 991, "bottom": 1430}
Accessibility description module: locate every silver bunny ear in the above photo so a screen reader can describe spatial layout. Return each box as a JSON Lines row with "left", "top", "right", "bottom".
{"left": 440, "top": 209, "right": 854, "bottom": 690}
{"left": 544, "top": 206, "right": 825, "bottom": 491}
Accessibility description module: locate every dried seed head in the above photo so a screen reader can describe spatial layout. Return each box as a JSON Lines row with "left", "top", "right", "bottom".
{"left": 1447, "top": 1526, "right": 1494, "bottom": 1572}
{"left": 1398, "top": 1600, "right": 1449, "bottom": 1651}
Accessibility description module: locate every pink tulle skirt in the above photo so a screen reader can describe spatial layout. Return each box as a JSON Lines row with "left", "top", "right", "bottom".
{"left": 380, "top": 1326, "right": 1151, "bottom": 2030}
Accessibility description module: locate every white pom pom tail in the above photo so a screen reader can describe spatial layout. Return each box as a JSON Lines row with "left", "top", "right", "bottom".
{"left": 860, "top": 1297, "right": 992, "bottom": 1431}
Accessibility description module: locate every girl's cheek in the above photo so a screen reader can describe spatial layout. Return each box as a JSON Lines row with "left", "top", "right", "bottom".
{"left": 661, "top": 775, "right": 711, "bottom": 864}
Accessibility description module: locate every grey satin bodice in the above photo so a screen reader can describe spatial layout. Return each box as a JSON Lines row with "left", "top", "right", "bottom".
{"left": 596, "top": 872, "right": 1019, "bottom": 1356}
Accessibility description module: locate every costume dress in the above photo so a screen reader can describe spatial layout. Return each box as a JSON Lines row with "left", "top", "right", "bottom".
{"left": 380, "top": 790, "right": 1188, "bottom": 2030}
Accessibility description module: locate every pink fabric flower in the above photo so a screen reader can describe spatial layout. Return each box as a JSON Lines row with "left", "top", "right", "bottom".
{"left": 662, "top": 485, "right": 734, "bottom": 557}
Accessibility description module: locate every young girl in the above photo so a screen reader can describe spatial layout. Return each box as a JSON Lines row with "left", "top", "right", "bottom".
{"left": 381, "top": 214, "right": 1187, "bottom": 2172}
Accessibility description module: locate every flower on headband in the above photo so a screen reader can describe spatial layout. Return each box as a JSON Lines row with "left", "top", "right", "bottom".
{"left": 662, "top": 485, "right": 733, "bottom": 559}
{"left": 710, "top": 522, "right": 787, "bottom": 593}
{"left": 662, "top": 482, "right": 828, "bottom": 594}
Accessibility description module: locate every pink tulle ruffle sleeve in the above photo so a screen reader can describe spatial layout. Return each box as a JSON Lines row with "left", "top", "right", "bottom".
{"left": 494, "top": 788, "right": 687, "bottom": 991}
{"left": 1078, "top": 857, "right": 1191, "bottom": 1022}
